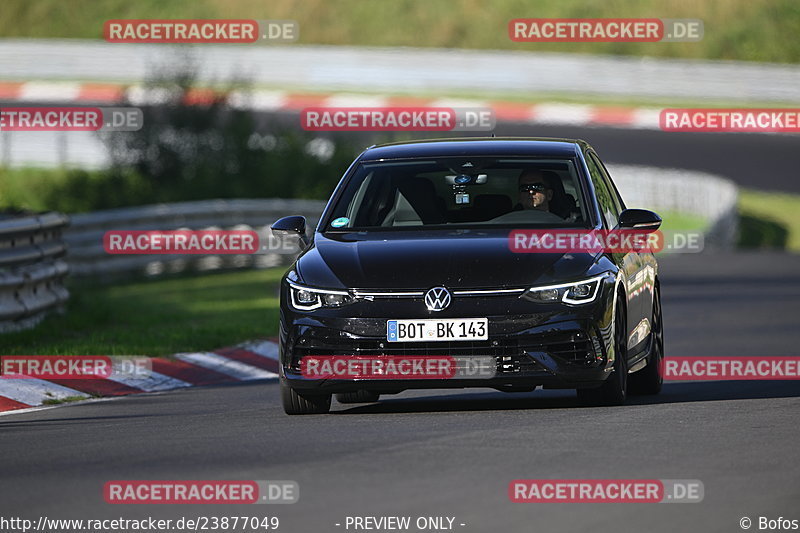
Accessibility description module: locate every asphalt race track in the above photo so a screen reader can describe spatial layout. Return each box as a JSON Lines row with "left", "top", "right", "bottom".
{"left": 2, "top": 103, "right": 798, "bottom": 192}
{"left": 496, "top": 124, "right": 800, "bottom": 194}
{"left": 1, "top": 251, "right": 798, "bottom": 533}
{"left": 253, "top": 111, "right": 800, "bottom": 193}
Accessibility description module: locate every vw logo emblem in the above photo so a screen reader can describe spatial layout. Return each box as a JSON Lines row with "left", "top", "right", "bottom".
{"left": 424, "top": 287, "right": 451, "bottom": 312}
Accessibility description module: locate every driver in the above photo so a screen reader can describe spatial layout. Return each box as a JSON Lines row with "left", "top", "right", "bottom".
{"left": 514, "top": 169, "right": 556, "bottom": 212}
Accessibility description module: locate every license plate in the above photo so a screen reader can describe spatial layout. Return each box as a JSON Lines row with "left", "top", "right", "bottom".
{"left": 387, "top": 318, "right": 488, "bottom": 342}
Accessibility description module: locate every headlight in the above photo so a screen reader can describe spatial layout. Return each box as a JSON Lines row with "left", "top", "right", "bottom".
{"left": 525, "top": 275, "right": 606, "bottom": 305}
{"left": 288, "top": 282, "right": 353, "bottom": 311}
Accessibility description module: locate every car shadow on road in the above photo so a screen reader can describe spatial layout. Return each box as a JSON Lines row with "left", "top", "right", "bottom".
{"left": 630, "top": 379, "right": 800, "bottom": 405}
{"left": 332, "top": 380, "right": 800, "bottom": 414}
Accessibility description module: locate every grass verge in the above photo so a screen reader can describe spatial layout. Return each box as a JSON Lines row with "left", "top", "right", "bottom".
{"left": 0, "top": 167, "right": 77, "bottom": 212}
{"left": 657, "top": 211, "right": 708, "bottom": 234}
{"left": 2, "top": 0, "right": 798, "bottom": 63}
{"left": 738, "top": 189, "right": 800, "bottom": 251}
{"left": 0, "top": 268, "right": 285, "bottom": 356}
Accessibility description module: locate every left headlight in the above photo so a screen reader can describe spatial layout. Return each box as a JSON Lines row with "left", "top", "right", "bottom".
{"left": 288, "top": 281, "right": 354, "bottom": 311}
{"left": 524, "top": 274, "right": 606, "bottom": 305}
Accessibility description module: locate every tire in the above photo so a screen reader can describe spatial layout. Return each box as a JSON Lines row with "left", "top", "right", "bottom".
{"left": 577, "top": 299, "right": 628, "bottom": 406}
{"left": 629, "top": 286, "right": 664, "bottom": 395}
{"left": 281, "top": 379, "right": 331, "bottom": 415}
{"left": 336, "top": 390, "right": 381, "bottom": 404}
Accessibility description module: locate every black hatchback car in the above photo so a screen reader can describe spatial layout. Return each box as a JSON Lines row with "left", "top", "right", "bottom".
{"left": 272, "top": 138, "right": 664, "bottom": 414}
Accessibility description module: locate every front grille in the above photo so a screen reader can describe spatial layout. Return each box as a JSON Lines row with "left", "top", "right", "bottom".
{"left": 518, "top": 332, "right": 597, "bottom": 367}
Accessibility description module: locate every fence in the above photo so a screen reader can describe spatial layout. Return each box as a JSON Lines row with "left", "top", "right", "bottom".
{"left": 0, "top": 212, "right": 70, "bottom": 333}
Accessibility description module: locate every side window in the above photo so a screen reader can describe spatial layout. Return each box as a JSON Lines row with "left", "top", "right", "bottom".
{"left": 590, "top": 153, "right": 626, "bottom": 213}
{"left": 586, "top": 153, "right": 619, "bottom": 228}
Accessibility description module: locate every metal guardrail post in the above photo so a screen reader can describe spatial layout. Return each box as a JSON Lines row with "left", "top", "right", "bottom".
{"left": 0, "top": 212, "right": 70, "bottom": 333}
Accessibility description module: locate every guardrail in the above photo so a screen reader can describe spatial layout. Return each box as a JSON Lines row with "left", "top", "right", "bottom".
{"left": 609, "top": 165, "right": 739, "bottom": 249}
{"left": 63, "top": 166, "right": 739, "bottom": 281}
{"left": 0, "top": 212, "right": 70, "bottom": 333}
{"left": 64, "top": 199, "right": 326, "bottom": 279}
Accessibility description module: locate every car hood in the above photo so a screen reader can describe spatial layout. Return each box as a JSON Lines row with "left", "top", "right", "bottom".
{"left": 295, "top": 230, "right": 599, "bottom": 290}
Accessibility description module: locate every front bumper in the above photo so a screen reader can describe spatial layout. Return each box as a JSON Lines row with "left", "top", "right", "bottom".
{"left": 280, "top": 296, "right": 616, "bottom": 393}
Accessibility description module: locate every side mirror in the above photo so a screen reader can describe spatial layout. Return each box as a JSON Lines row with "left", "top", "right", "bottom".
{"left": 271, "top": 215, "right": 308, "bottom": 247}
{"left": 271, "top": 215, "right": 306, "bottom": 235}
{"left": 618, "top": 209, "right": 662, "bottom": 231}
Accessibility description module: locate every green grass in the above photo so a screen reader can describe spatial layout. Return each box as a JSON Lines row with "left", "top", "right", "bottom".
{"left": 0, "top": 167, "right": 76, "bottom": 212}
{"left": 656, "top": 211, "right": 708, "bottom": 233}
{"left": 738, "top": 189, "right": 800, "bottom": 251}
{"left": 1, "top": 0, "right": 799, "bottom": 63}
{"left": 0, "top": 268, "right": 285, "bottom": 356}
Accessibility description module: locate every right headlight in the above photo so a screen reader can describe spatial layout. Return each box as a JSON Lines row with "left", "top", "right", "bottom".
{"left": 525, "top": 274, "right": 606, "bottom": 305}
{"left": 288, "top": 281, "right": 354, "bottom": 311}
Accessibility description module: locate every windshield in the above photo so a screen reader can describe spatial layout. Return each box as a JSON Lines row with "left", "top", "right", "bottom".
{"left": 324, "top": 157, "right": 589, "bottom": 230}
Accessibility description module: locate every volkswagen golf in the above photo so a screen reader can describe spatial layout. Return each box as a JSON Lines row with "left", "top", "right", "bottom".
{"left": 272, "top": 138, "right": 664, "bottom": 414}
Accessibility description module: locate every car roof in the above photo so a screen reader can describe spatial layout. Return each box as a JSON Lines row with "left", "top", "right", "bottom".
{"left": 359, "top": 137, "right": 590, "bottom": 161}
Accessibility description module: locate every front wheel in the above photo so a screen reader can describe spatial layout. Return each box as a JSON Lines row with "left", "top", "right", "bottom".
{"left": 629, "top": 286, "right": 664, "bottom": 395}
{"left": 577, "top": 300, "right": 628, "bottom": 406}
{"left": 281, "top": 379, "right": 331, "bottom": 415}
